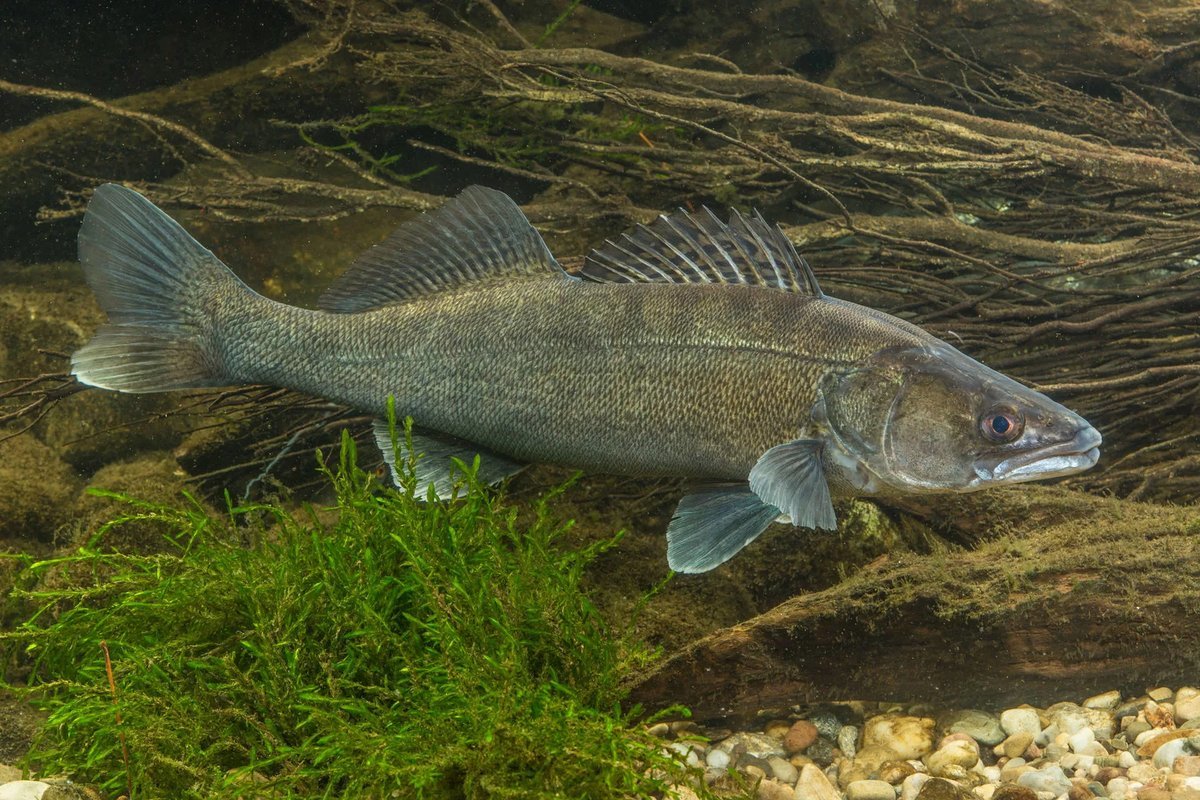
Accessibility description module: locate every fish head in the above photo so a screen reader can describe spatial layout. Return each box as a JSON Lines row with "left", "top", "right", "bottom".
{"left": 820, "top": 343, "right": 1101, "bottom": 494}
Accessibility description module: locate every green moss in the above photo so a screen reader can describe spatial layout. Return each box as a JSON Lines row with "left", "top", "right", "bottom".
{"left": 1, "top": 427, "right": 715, "bottom": 799}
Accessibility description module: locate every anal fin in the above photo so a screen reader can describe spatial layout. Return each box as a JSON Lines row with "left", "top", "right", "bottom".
{"left": 372, "top": 421, "right": 525, "bottom": 499}
{"left": 666, "top": 484, "right": 783, "bottom": 573}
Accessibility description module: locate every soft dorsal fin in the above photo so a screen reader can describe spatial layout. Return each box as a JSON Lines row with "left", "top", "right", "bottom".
{"left": 319, "top": 185, "right": 571, "bottom": 312}
{"left": 580, "top": 206, "right": 823, "bottom": 296}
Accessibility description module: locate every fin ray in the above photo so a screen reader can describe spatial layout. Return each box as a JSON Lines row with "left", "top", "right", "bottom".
{"left": 372, "top": 421, "right": 525, "bottom": 498}
{"left": 581, "top": 206, "right": 822, "bottom": 295}
{"left": 748, "top": 439, "right": 837, "bottom": 530}
{"left": 320, "top": 186, "right": 572, "bottom": 312}
{"left": 666, "top": 484, "right": 782, "bottom": 573}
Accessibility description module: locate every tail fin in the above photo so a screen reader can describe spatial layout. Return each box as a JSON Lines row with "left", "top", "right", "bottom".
{"left": 71, "top": 184, "right": 245, "bottom": 393}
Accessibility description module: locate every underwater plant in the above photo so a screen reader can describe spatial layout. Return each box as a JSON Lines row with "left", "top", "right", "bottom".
{"left": 1, "top": 421, "right": 713, "bottom": 799}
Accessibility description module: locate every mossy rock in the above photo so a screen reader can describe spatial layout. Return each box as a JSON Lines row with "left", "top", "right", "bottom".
{"left": 0, "top": 434, "right": 79, "bottom": 543}
{"left": 69, "top": 452, "right": 217, "bottom": 555}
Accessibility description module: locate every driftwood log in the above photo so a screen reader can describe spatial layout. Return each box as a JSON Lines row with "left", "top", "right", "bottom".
{"left": 628, "top": 487, "right": 1200, "bottom": 723}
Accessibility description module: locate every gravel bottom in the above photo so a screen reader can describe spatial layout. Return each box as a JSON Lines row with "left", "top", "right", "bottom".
{"left": 2, "top": 687, "right": 1198, "bottom": 799}
{"left": 652, "top": 686, "right": 1200, "bottom": 800}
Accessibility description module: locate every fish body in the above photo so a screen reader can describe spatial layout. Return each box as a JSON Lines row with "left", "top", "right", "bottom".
{"left": 72, "top": 185, "right": 1101, "bottom": 572}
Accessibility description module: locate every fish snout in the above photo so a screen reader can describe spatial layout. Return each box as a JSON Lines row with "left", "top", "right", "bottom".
{"left": 989, "top": 422, "right": 1102, "bottom": 483}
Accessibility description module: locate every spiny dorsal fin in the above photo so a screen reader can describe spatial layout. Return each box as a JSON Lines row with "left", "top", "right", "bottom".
{"left": 319, "top": 186, "right": 571, "bottom": 312}
{"left": 580, "top": 206, "right": 823, "bottom": 296}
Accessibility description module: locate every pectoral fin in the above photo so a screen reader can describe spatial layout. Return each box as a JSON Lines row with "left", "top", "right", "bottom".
{"left": 666, "top": 484, "right": 783, "bottom": 573}
{"left": 372, "top": 421, "right": 524, "bottom": 499}
{"left": 748, "top": 439, "right": 837, "bottom": 531}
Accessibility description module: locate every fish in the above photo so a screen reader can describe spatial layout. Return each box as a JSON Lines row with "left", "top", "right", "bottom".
{"left": 71, "top": 183, "right": 1102, "bottom": 573}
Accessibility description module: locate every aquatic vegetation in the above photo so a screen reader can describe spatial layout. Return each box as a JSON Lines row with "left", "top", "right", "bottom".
{"left": 1, "top": 428, "right": 711, "bottom": 799}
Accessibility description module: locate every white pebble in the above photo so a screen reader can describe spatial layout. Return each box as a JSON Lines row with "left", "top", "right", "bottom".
{"left": 0, "top": 783, "right": 50, "bottom": 800}
{"left": 1069, "top": 727, "right": 1096, "bottom": 753}
{"left": 979, "top": 765, "right": 1001, "bottom": 783}
{"left": 846, "top": 779, "right": 897, "bottom": 800}
{"left": 706, "top": 748, "right": 730, "bottom": 770}
{"left": 1107, "top": 777, "right": 1130, "bottom": 800}
{"left": 1133, "top": 729, "right": 1158, "bottom": 747}
{"left": 767, "top": 755, "right": 797, "bottom": 785}
{"left": 1001, "top": 708, "right": 1043, "bottom": 738}
{"left": 899, "top": 773, "right": 929, "bottom": 800}
{"left": 1084, "top": 691, "right": 1122, "bottom": 711}
{"left": 1153, "top": 738, "right": 1188, "bottom": 770}
{"left": 1118, "top": 750, "right": 1136, "bottom": 768}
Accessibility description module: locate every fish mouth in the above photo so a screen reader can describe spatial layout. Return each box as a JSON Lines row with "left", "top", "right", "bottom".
{"left": 987, "top": 425, "right": 1103, "bottom": 483}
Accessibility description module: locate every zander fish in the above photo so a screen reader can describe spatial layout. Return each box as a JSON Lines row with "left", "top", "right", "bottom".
{"left": 71, "top": 184, "right": 1101, "bottom": 572}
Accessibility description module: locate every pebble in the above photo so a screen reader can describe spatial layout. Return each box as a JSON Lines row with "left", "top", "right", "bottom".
{"left": 879, "top": 761, "right": 918, "bottom": 785}
{"left": 765, "top": 720, "right": 792, "bottom": 740}
{"left": 1152, "top": 739, "right": 1188, "bottom": 770}
{"left": 1149, "top": 688, "right": 1174, "bottom": 702}
{"left": 0, "top": 783, "right": 50, "bottom": 800}
{"left": 1001, "top": 709, "right": 1043, "bottom": 739}
{"left": 915, "top": 777, "right": 976, "bottom": 800}
{"left": 1144, "top": 701, "right": 1175, "bottom": 730}
{"left": 901, "top": 774, "right": 931, "bottom": 800}
{"left": 757, "top": 778, "right": 794, "bottom": 800}
{"left": 1047, "top": 702, "right": 1116, "bottom": 739}
{"left": 811, "top": 710, "right": 843, "bottom": 740}
{"left": 848, "top": 779, "right": 898, "bottom": 800}
{"left": 719, "top": 731, "right": 787, "bottom": 759}
{"left": 1086, "top": 692, "right": 1124, "bottom": 712}
{"left": 808, "top": 738, "right": 837, "bottom": 766}
{"left": 944, "top": 711, "right": 1006, "bottom": 746}
{"left": 768, "top": 755, "right": 797, "bottom": 784}
{"left": 840, "top": 726, "right": 861, "bottom": 760}
{"left": 1176, "top": 756, "right": 1200, "bottom": 777}
{"left": 707, "top": 746, "right": 731, "bottom": 769}
{"left": 864, "top": 715, "right": 936, "bottom": 760}
{"left": 928, "top": 740, "right": 981, "bottom": 778}
{"left": 1175, "top": 689, "right": 1200, "bottom": 725}
{"left": 786, "top": 721, "right": 821, "bottom": 754}
{"left": 998, "top": 732, "right": 1034, "bottom": 759}
{"left": 1016, "top": 765, "right": 1073, "bottom": 796}
{"left": 796, "top": 763, "right": 843, "bottom": 800}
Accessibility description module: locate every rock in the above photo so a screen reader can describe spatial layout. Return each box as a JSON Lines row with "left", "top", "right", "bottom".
{"left": 810, "top": 710, "right": 843, "bottom": 740}
{"left": 1127, "top": 721, "right": 1154, "bottom": 739}
{"left": 769, "top": 756, "right": 799, "bottom": 785}
{"left": 766, "top": 720, "right": 793, "bottom": 740}
{"left": 1153, "top": 739, "right": 1189, "bottom": 770}
{"left": 1176, "top": 756, "right": 1200, "bottom": 777}
{"left": 900, "top": 774, "right": 930, "bottom": 800}
{"left": 927, "top": 740, "right": 981, "bottom": 778}
{"left": 1145, "top": 701, "right": 1176, "bottom": 730}
{"left": 745, "top": 764, "right": 768, "bottom": 781}
{"left": 647, "top": 722, "right": 670, "bottom": 737}
{"left": 1135, "top": 788, "right": 1170, "bottom": 800}
{"left": 992, "top": 785, "right": 1039, "bottom": 800}
{"left": 0, "top": 435, "right": 78, "bottom": 541}
{"left": 1048, "top": 702, "right": 1115, "bottom": 739}
{"left": 943, "top": 710, "right": 1006, "bottom": 746}
{"left": 915, "top": 777, "right": 976, "bottom": 800}
{"left": 1174, "top": 689, "right": 1200, "bottom": 726}
{"left": 1016, "top": 764, "right": 1073, "bottom": 796}
{"left": 795, "top": 763, "right": 841, "bottom": 800}
{"left": 863, "top": 715, "right": 936, "bottom": 760}
{"left": 1000, "top": 757, "right": 1032, "bottom": 784}
{"left": 840, "top": 725, "right": 861, "bottom": 760}
{"left": 1127, "top": 762, "right": 1162, "bottom": 784}
{"left": 1108, "top": 778, "right": 1131, "bottom": 800}
{"left": 720, "top": 732, "right": 787, "bottom": 760}
{"left": 807, "top": 738, "right": 836, "bottom": 767}
{"left": 1096, "top": 768, "right": 1127, "bottom": 784}
{"left": 758, "top": 778, "right": 795, "bottom": 800}
{"left": 1071, "top": 728, "right": 1098, "bottom": 753}
{"left": 1069, "top": 785, "right": 1095, "bottom": 800}
{"left": 1000, "top": 732, "right": 1034, "bottom": 759}
{"left": 1002, "top": 708, "right": 1044, "bottom": 739}
{"left": 879, "top": 761, "right": 917, "bottom": 785}
{"left": 848, "top": 779, "right": 898, "bottom": 800}
{"left": 1138, "top": 730, "right": 1190, "bottom": 758}
{"left": 1149, "top": 688, "right": 1174, "bottom": 702}
{"left": 785, "top": 721, "right": 821, "bottom": 754}
{"left": 707, "top": 748, "right": 731, "bottom": 770}
{"left": 0, "top": 783, "right": 50, "bottom": 800}
{"left": 856, "top": 745, "right": 903, "bottom": 775}
{"left": 1086, "top": 692, "right": 1123, "bottom": 711}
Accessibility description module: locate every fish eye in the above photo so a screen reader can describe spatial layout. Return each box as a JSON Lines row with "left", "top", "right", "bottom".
{"left": 979, "top": 406, "right": 1024, "bottom": 443}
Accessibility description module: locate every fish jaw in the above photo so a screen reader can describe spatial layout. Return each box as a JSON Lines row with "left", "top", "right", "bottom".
{"left": 977, "top": 423, "right": 1102, "bottom": 485}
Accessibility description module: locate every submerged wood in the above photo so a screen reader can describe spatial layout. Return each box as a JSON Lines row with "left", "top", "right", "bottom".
{"left": 628, "top": 487, "right": 1200, "bottom": 723}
